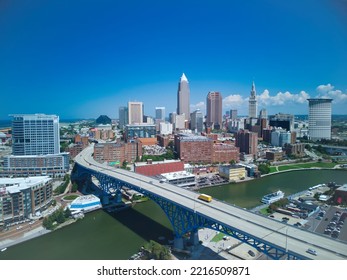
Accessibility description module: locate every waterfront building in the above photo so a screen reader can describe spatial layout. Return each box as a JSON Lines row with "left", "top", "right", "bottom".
{"left": 11, "top": 114, "right": 60, "bottom": 156}
{"left": 0, "top": 176, "right": 53, "bottom": 224}
{"left": 128, "top": 101, "right": 143, "bottom": 124}
{"left": 248, "top": 81, "right": 257, "bottom": 118}
{"left": 3, "top": 114, "right": 69, "bottom": 177}
{"left": 206, "top": 91, "right": 223, "bottom": 130}
{"left": 308, "top": 98, "right": 333, "bottom": 141}
{"left": 190, "top": 109, "right": 204, "bottom": 133}
{"left": 177, "top": 73, "right": 190, "bottom": 122}
{"left": 118, "top": 106, "right": 129, "bottom": 129}
{"left": 160, "top": 171, "right": 196, "bottom": 189}
{"left": 69, "top": 195, "right": 102, "bottom": 213}
{"left": 219, "top": 165, "right": 247, "bottom": 182}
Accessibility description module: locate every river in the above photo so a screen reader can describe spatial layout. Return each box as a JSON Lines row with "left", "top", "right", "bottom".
{"left": 0, "top": 169, "right": 346, "bottom": 260}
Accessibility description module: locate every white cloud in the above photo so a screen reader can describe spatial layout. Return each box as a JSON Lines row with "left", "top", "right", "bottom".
{"left": 190, "top": 101, "right": 205, "bottom": 112}
{"left": 223, "top": 94, "right": 245, "bottom": 108}
{"left": 258, "top": 90, "right": 310, "bottom": 106}
{"left": 316, "top": 84, "right": 347, "bottom": 103}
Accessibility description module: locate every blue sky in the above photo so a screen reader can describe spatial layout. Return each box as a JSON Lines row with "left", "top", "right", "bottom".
{"left": 1, "top": 0, "right": 347, "bottom": 120}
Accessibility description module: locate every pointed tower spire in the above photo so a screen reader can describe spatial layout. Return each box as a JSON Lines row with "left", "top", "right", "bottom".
{"left": 180, "top": 73, "right": 188, "bottom": 82}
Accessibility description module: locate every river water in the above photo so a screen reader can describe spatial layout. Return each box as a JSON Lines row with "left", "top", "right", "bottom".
{"left": 1, "top": 169, "right": 346, "bottom": 260}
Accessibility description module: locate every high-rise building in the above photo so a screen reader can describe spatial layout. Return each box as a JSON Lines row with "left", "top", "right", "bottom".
{"left": 230, "top": 109, "right": 238, "bottom": 120}
{"left": 128, "top": 101, "right": 143, "bottom": 124}
{"left": 177, "top": 73, "right": 190, "bottom": 122}
{"left": 190, "top": 109, "right": 204, "bottom": 133}
{"left": 118, "top": 106, "right": 128, "bottom": 129}
{"left": 155, "top": 107, "right": 165, "bottom": 122}
{"left": 248, "top": 81, "right": 257, "bottom": 118}
{"left": 206, "top": 91, "right": 223, "bottom": 130}
{"left": 3, "top": 114, "right": 69, "bottom": 177}
{"left": 11, "top": 114, "right": 60, "bottom": 156}
{"left": 308, "top": 98, "right": 333, "bottom": 140}
{"left": 235, "top": 129, "right": 258, "bottom": 156}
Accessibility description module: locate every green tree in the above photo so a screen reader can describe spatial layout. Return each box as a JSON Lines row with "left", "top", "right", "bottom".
{"left": 258, "top": 164, "right": 270, "bottom": 175}
{"left": 143, "top": 240, "right": 171, "bottom": 260}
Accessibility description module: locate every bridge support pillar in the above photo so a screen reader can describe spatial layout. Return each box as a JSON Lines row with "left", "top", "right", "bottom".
{"left": 173, "top": 237, "right": 184, "bottom": 250}
{"left": 189, "top": 229, "right": 200, "bottom": 246}
{"left": 115, "top": 191, "right": 122, "bottom": 203}
{"left": 101, "top": 195, "right": 109, "bottom": 205}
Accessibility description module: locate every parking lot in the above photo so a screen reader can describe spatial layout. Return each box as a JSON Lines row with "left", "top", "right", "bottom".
{"left": 314, "top": 207, "right": 347, "bottom": 241}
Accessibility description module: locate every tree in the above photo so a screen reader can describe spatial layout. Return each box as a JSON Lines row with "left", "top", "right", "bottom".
{"left": 258, "top": 164, "right": 270, "bottom": 175}
{"left": 143, "top": 240, "right": 171, "bottom": 260}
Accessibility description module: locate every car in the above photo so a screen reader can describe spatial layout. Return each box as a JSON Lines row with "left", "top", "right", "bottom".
{"left": 269, "top": 215, "right": 275, "bottom": 218}
{"left": 248, "top": 250, "right": 255, "bottom": 257}
{"left": 306, "top": 248, "right": 317, "bottom": 256}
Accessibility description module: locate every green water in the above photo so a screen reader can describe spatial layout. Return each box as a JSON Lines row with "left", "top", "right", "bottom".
{"left": 1, "top": 169, "right": 346, "bottom": 260}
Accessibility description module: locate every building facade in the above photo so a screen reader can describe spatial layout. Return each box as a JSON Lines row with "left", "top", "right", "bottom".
{"left": 177, "top": 73, "right": 190, "bottom": 122}
{"left": 190, "top": 109, "right": 204, "bottom": 133}
{"left": 11, "top": 114, "right": 60, "bottom": 156}
{"left": 118, "top": 106, "right": 129, "bottom": 129}
{"left": 124, "top": 124, "right": 156, "bottom": 141}
{"left": 308, "top": 98, "right": 333, "bottom": 141}
{"left": 248, "top": 82, "right": 257, "bottom": 118}
{"left": 0, "top": 176, "right": 53, "bottom": 224}
{"left": 128, "top": 101, "right": 143, "bottom": 124}
{"left": 206, "top": 91, "right": 223, "bottom": 129}
{"left": 235, "top": 129, "right": 258, "bottom": 156}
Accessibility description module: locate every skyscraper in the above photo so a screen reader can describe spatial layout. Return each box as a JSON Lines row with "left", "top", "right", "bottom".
{"left": 190, "top": 109, "right": 204, "bottom": 133}
{"left": 206, "top": 91, "right": 223, "bottom": 129}
{"left": 155, "top": 107, "right": 165, "bottom": 122}
{"left": 128, "top": 101, "right": 143, "bottom": 124}
{"left": 308, "top": 98, "right": 333, "bottom": 140}
{"left": 11, "top": 114, "right": 60, "bottom": 156}
{"left": 248, "top": 81, "right": 257, "bottom": 118}
{"left": 230, "top": 109, "right": 238, "bottom": 120}
{"left": 4, "top": 114, "right": 69, "bottom": 177}
{"left": 177, "top": 73, "right": 190, "bottom": 122}
{"left": 118, "top": 106, "right": 128, "bottom": 129}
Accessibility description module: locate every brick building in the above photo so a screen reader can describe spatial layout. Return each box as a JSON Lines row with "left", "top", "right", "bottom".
{"left": 93, "top": 141, "right": 141, "bottom": 164}
{"left": 134, "top": 160, "right": 184, "bottom": 177}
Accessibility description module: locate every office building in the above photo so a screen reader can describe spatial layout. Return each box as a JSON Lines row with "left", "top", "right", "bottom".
{"left": 190, "top": 109, "right": 204, "bottom": 133}
{"left": 269, "top": 113, "right": 294, "bottom": 132}
{"left": 230, "top": 109, "right": 238, "bottom": 120}
{"left": 235, "top": 129, "right": 258, "bottom": 156}
{"left": 206, "top": 91, "right": 223, "bottom": 129}
{"left": 3, "top": 114, "right": 69, "bottom": 177}
{"left": 248, "top": 81, "right": 257, "bottom": 118}
{"left": 11, "top": 114, "right": 60, "bottom": 156}
{"left": 308, "top": 98, "right": 333, "bottom": 140}
{"left": 128, "top": 101, "right": 143, "bottom": 124}
{"left": 155, "top": 107, "right": 165, "bottom": 122}
{"left": 177, "top": 73, "right": 190, "bottom": 122}
{"left": 118, "top": 106, "right": 128, "bottom": 129}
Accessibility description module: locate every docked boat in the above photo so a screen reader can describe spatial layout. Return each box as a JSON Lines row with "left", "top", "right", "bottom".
{"left": 261, "top": 190, "right": 285, "bottom": 204}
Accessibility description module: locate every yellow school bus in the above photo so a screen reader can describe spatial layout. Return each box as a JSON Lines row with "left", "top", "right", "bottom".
{"left": 198, "top": 193, "right": 212, "bottom": 202}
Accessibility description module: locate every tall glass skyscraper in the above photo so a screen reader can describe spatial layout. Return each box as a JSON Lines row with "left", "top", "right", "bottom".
{"left": 177, "top": 73, "right": 190, "bottom": 122}
{"left": 11, "top": 114, "right": 60, "bottom": 156}
{"left": 308, "top": 98, "right": 333, "bottom": 140}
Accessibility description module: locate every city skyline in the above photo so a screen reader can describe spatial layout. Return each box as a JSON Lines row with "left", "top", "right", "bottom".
{"left": 1, "top": 0, "right": 347, "bottom": 120}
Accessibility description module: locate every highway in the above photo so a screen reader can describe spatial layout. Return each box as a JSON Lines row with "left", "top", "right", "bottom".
{"left": 75, "top": 145, "right": 347, "bottom": 260}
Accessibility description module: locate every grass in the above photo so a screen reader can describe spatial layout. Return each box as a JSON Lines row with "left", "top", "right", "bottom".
{"left": 268, "top": 161, "right": 344, "bottom": 174}
{"left": 210, "top": 232, "right": 226, "bottom": 242}
{"left": 63, "top": 194, "right": 79, "bottom": 200}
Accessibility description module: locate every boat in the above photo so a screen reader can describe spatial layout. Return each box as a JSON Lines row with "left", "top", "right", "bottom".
{"left": 261, "top": 190, "right": 285, "bottom": 204}
{"left": 1, "top": 248, "right": 7, "bottom": 252}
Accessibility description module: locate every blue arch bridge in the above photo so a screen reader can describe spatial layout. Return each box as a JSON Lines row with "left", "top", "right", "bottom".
{"left": 71, "top": 148, "right": 347, "bottom": 260}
